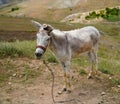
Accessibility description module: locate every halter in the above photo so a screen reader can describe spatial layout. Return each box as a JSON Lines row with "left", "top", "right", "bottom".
{"left": 36, "top": 29, "right": 53, "bottom": 53}
{"left": 36, "top": 45, "right": 47, "bottom": 53}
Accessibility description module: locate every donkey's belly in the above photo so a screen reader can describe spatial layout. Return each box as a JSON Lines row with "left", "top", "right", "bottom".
{"left": 71, "top": 41, "right": 93, "bottom": 54}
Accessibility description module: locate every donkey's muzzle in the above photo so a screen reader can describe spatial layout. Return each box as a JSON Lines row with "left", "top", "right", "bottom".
{"left": 35, "top": 52, "right": 42, "bottom": 58}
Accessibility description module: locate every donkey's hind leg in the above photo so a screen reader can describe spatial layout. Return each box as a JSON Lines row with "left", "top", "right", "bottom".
{"left": 87, "top": 49, "right": 98, "bottom": 79}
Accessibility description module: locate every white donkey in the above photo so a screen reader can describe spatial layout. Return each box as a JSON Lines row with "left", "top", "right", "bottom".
{"left": 32, "top": 20, "right": 100, "bottom": 94}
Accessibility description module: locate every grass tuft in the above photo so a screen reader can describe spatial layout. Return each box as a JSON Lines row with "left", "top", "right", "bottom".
{"left": 44, "top": 49, "right": 58, "bottom": 63}
{"left": 79, "top": 69, "right": 87, "bottom": 76}
{"left": 111, "top": 78, "right": 120, "bottom": 85}
{"left": 99, "top": 68, "right": 111, "bottom": 74}
{"left": 47, "top": 55, "right": 57, "bottom": 63}
{"left": 0, "top": 42, "right": 23, "bottom": 57}
{"left": 0, "top": 41, "right": 36, "bottom": 58}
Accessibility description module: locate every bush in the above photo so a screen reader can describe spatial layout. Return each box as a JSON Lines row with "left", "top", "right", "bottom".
{"left": 86, "top": 11, "right": 99, "bottom": 20}
{"left": 11, "top": 7, "right": 19, "bottom": 12}
{"left": 85, "top": 7, "right": 120, "bottom": 21}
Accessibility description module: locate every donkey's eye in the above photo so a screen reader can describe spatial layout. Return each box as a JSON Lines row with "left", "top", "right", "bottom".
{"left": 46, "top": 36, "right": 50, "bottom": 41}
{"left": 46, "top": 38, "right": 50, "bottom": 41}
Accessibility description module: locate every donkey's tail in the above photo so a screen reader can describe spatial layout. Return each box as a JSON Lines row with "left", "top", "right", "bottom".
{"left": 99, "top": 31, "right": 106, "bottom": 35}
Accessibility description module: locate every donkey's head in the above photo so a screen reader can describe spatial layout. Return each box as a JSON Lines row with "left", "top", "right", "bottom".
{"left": 31, "top": 20, "right": 53, "bottom": 59}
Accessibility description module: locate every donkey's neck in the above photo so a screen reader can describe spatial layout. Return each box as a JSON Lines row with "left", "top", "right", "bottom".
{"left": 49, "top": 31, "right": 68, "bottom": 53}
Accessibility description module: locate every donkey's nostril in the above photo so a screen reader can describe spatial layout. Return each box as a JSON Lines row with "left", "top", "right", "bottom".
{"left": 35, "top": 52, "right": 42, "bottom": 57}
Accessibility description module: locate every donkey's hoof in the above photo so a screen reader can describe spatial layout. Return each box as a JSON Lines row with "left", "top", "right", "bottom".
{"left": 58, "top": 88, "right": 67, "bottom": 95}
{"left": 66, "top": 90, "right": 71, "bottom": 94}
{"left": 87, "top": 75, "right": 93, "bottom": 79}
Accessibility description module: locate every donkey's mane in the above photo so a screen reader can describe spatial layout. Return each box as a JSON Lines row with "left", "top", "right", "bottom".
{"left": 52, "top": 29, "right": 65, "bottom": 37}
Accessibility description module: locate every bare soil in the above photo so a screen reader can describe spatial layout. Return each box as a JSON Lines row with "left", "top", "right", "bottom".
{"left": 0, "top": 31, "right": 36, "bottom": 41}
{"left": 0, "top": 58, "right": 120, "bottom": 104}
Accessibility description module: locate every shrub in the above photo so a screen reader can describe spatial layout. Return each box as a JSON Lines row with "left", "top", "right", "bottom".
{"left": 86, "top": 11, "right": 99, "bottom": 20}
{"left": 85, "top": 15, "right": 90, "bottom": 20}
{"left": 11, "top": 7, "right": 19, "bottom": 12}
{"left": 85, "top": 7, "right": 120, "bottom": 21}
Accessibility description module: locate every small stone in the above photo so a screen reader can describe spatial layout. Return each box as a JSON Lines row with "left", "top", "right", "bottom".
{"left": 8, "top": 82, "right": 12, "bottom": 85}
{"left": 12, "top": 73, "right": 17, "bottom": 77}
{"left": 101, "top": 92, "right": 106, "bottom": 96}
{"left": 109, "top": 77, "right": 112, "bottom": 79}
{"left": 19, "top": 75, "right": 23, "bottom": 78}
{"left": 117, "top": 85, "right": 120, "bottom": 88}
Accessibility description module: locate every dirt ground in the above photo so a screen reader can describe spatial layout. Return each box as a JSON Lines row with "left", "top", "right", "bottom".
{"left": 0, "top": 58, "right": 120, "bottom": 104}
{"left": 0, "top": 31, "right": 36, "bottom": 41}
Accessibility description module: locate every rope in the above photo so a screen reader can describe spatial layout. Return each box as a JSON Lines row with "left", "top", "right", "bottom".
{"left": 43, "top": 60, "right": 55, "bottom": 104}
{"left": 43, "top": 59, "right": 82, "bottom": 104}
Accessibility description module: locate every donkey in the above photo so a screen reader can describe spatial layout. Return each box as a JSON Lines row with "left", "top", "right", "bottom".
{"left": 32, "top": 20, "right": 100, "bottom": 94}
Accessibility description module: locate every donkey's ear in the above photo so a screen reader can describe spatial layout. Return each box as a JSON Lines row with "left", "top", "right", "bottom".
{"left": 43, "top": 24, "right": 54, "bottom": 33}
{"left": 31, "top": 20, "right": 42, "bottom": 29}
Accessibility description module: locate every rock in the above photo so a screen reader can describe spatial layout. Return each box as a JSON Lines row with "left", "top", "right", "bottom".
{"left": 19, "top": 74, "right": 23, "bottom": 78}
{"left": 8, "top": 82, "right": 12, "bottom": 85}
{"left": 117, "top": 85, "right": 120, "bottom": 88}
{"left": 101, "top": 92, "right": 106, "bottom": 96}
{"left": 12, "top": 73, "right": 17, "bottom": 77}
{"left": 109, "top": 77, "right": 112, "bottom": 79}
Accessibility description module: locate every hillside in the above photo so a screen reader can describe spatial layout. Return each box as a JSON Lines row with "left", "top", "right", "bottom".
{"left": 0, "top": 0, "right": 24, "bottom": 5}
{"left": 0, "top": 16, "right": 120, "bottom": 104}
{"left": 0, "top": 1, "right": 120, "bottom": 104}
{"left": 0, "top": 0, "right": 119, "bottom": 21}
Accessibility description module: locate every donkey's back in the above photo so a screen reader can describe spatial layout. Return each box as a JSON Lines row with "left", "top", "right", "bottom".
{"left": 65, "top": 26, "right": 100, "bottom": 39}
{"left": 64, "top": 26, "right": 100, "bottom": 54}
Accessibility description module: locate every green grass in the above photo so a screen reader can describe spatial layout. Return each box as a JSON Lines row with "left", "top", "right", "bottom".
{"left": 45, "top": 51, "right": 57, "bottom": 63}
{"left": 79, "top": 69, "right": 87, "bottom": 76}
{"left": 71, "top": 56, "right": 89, "bottom": 67}
{"left": 0, "top": 41, "right": 36, "bottom": 58}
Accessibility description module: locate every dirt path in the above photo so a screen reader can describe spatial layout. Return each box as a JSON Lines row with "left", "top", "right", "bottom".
{"left": 0, "top": 58, "right": 120, "bottom": 104}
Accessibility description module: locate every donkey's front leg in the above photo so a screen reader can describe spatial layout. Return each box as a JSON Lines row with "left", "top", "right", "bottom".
{"left": 58, "top": 61, "right": 71, "bottom": 94}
